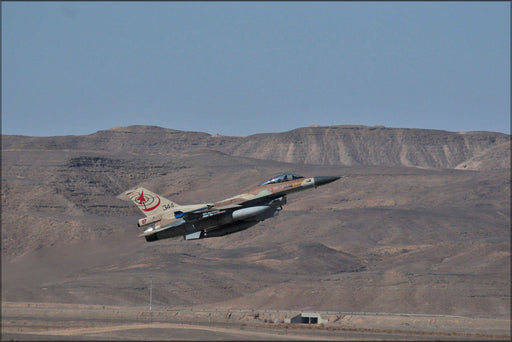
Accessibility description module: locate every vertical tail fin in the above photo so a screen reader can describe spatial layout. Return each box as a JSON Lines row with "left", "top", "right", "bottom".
{"left": 125, "top": 187, "right": 179, "bottom": 216}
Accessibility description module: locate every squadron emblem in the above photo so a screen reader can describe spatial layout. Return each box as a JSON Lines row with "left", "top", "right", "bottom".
{"left": 133, "top": 190, "right": 161, "bottom": 212}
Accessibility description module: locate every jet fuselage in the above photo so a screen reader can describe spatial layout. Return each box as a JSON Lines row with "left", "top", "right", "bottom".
{"left": 125, "top": 173, "right": 340, "bottom": 242}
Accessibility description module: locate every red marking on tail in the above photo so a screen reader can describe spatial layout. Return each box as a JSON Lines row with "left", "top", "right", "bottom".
{"left": 136, "top": 191, "right": 146, "bottom": 205}
{"left": 142, "top": 197, "right": 160, "bottom": 212}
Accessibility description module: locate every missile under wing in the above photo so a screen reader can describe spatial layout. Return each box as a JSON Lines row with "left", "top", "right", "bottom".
{"left": 124, "top": 173, "right": 340, "bottom": 242}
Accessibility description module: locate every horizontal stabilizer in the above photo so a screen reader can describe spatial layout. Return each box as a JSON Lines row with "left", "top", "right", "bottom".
{"left": 138, "top": 219, "right": 185, "bottom": 237}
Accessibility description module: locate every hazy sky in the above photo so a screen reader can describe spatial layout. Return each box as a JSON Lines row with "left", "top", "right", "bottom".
{"left": 2, "top": 2, "right": 510, "bottom": 137}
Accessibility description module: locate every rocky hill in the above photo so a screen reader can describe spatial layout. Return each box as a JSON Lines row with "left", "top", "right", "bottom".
{"left": 3, "top": 125, "right": 509, "bottom": 170}
{"left": 1, "top": 125, "right": 510, "bottom": 319}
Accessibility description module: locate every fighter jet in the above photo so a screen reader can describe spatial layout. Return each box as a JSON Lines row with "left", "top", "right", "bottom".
{"left": 125, "top": 173, "right": 340, "bottom": 242}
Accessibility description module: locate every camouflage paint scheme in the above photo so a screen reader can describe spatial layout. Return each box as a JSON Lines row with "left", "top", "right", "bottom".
{"left": 125, "top": 173, "right": 340, "bottom": 242}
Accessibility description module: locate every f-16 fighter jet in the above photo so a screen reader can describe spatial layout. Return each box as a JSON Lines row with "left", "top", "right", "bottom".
{"left": 125, "top": 173, "right": 340, "bottom": 242}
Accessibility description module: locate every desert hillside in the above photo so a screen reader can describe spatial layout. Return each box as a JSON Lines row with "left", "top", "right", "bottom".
{"left": 3, "top": 125, "right": 509, "bottom": 170}
{"left": 1, "top": 125, "right": 510, "bottom": 319}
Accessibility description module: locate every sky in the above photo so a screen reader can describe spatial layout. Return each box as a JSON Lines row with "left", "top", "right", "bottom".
{"left": 2, "top": 2, "right": 510, "bottom": 137}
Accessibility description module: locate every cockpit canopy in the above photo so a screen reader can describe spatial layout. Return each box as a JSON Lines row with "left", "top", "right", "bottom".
{"left": 259, "top": 173, "right": 304, "bottom": 186}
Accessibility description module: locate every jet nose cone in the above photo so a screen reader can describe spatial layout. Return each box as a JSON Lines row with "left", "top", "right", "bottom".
{"left": 313, "top": 176, "right": 341, "bottom": 186}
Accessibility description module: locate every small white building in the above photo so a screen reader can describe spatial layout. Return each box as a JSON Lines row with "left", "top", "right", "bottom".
{"left": 285, "top": 312, "right": 328, "bottom": 325}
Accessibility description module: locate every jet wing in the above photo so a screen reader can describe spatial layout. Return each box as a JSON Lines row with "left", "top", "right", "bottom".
{"left": 173, "top": 204, "right": 215, "bottom": 219}
{"left": 226, "top": 193, "right": 285, "bottom": 208}
{"left": 212, "top": 193, "right": 286, "bottom": 213}
{"left": 214, "top": 203, "right": 243, "bottom": 210}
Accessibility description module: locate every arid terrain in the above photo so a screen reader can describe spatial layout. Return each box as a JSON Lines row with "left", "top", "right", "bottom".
{"left": 2, "top": 125, "right": 510, "bottom": 340}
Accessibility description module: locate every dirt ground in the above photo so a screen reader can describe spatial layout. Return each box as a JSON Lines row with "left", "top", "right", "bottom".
{"left": 2, "top": 128, "right": 510, "bottom": 341}
{"left": 2, "top": 302, "right": 510, "bottom": 341}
